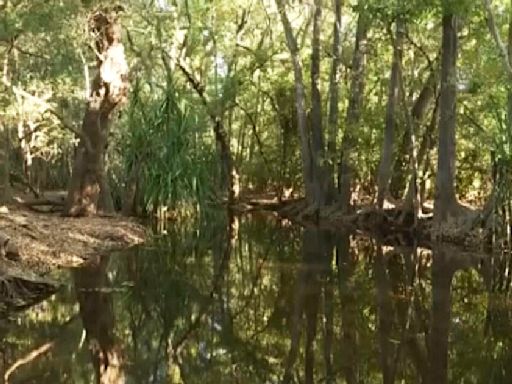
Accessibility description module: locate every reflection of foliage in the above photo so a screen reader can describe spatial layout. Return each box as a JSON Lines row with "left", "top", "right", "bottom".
{"left": 4, "top": 218, "right": 512, "bottom": 383}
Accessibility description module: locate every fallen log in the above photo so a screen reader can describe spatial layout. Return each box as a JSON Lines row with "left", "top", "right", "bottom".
{"left": 14, "top": 192, "right": 66, "bottom": 213}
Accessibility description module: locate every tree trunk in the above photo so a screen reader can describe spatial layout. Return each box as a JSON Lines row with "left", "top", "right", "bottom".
{"left": 98, "top": 173, "right": 115, "bottom": 213}
{"left": 215, "top": 119, "right": 237, "bottom": 203}
{"left": 376, "top": 19, "right": 404, "bottom": 208}
{"left": 391, "top": 67, "right": 438, "bottom": 198}
{"left": 434, "top": 12, "right": 459, "bottom": 223}
{"left": 339, "top": 11, "right": 369, "bottom": 212}
{"left": 64, "top": 10, "right": 129, "bottom": 216}
{"left": 121, "top": 161, "right": 141, "bottom": 216}
{"left": 276, "top": 0, "right": 315, "bottom": 204}
{"left": 403, "top": 94, "right": 440, "bottom": 210}
{"left": 310, "top": 0, "right": 330, "bottom": 207}
{"left": 0, "top": 126, "right": 10, "bottom": 204}
{"left": 326, "top": 0, "right": 344, "bottom": 202}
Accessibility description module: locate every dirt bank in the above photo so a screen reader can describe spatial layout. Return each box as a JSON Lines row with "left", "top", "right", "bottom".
{"left": 0, "top": 205, "right": 146, "bottom": 273}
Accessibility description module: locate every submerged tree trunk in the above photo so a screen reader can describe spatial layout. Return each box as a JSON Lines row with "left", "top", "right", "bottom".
{"left": 434, "top": 12, "right": 459, "bottom": 223}
{"left": 375, "top": 244, "right": 396, "bottom": 384}
{"left": 337, "top": 230, "right": 359, "bottom": 383}
{"left": 283, "top": 228, "right": 331, "bottom": 383}
{"left": 65, "top": 10, "right": 129, "bottom": 216}
{"left": 326, "top": 0, "right": 344, "bottom": 202}
{"left": 276, "top": 0, "right": 315, "bottom": 204}
{"left": 428, "top": 246, "right": 463, "bottom": 384}
{"left": 323, "top": 262, "right": 335, "bottom": 384}
{"left": 376, "top": 18, "right": 404, "bottom": 208}
{"left": 339, "top": 11, "right": 369, "bottom": 212}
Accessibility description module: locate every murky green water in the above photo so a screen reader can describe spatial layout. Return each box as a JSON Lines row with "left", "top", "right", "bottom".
{"left": 1, "top": 212, "right": 511, "bottom": 383}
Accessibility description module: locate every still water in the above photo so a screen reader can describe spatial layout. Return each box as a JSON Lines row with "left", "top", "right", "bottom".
{"left": 1, "top": 212, "right": 510, "bottom": 383}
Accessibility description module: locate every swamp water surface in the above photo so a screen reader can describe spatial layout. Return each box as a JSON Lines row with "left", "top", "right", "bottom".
{"left": 1, "top": 213, "right": 511, "bottom": 383}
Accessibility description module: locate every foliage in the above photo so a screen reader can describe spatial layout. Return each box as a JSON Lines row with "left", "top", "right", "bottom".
{"left": 2, "top": 0, "right": 512, "bottom": 212}
{"left": 117, "top": 77, "right": 217, "bottom": 215}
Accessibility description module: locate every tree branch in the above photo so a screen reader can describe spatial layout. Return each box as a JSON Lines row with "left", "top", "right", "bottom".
{"left": 235, "top": 100, "right": 271, "bottom": 173}
{"left": 482, "top": 0, "right": 512, "bottom": 80}
{"left": 1, "top": 77, "right": 92, "bottom": 152}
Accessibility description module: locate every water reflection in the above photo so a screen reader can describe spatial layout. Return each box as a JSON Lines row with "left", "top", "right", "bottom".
{"left": 1, "top": 214, "right": 510, "bottom": 383}
{"left": 282, "top": 228, "right": 332, "bottom": 384}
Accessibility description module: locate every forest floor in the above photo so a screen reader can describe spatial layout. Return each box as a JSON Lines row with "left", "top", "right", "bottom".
{"left": 0, "top": 202, "right": 146, "bottom": 274}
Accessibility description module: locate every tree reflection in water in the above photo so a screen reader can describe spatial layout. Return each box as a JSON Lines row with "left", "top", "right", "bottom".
{"left": 1, "top": 215, "right": 511, "bottom": 383}
{"left": 73, "top": 255, "right": 125, "bottom": 384}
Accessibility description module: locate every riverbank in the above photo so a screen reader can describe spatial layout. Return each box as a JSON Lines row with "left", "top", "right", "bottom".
{"left": 243, "top": 196, "right": 489, "bottom": 253}
{"left": 0, "top": 204, "right": 146, "bottom": 273}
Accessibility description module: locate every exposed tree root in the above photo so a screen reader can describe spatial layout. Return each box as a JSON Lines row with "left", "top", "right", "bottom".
{"left": 12, "top": 191, "right": 66, "bottom": 213}
{"left": 274, "top": 199, "right": 491, "bottom": 252}
{"left": 0, "top": 256, "right": 58, "bottom": 317}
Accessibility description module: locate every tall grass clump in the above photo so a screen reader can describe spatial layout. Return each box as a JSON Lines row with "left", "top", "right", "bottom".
{"left": 119, "top": 79, "right": 217, "bottom": 218}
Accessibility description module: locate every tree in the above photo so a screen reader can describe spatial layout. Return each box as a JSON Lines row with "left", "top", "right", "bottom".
{"left": 310, "top": 0, "right": 330, "bottom": 207}
{"left": 276, "top": 0, "right": 316, "bottom": 205}
{"left": 64, "top": 8, "right": 129, "bottom": 216}
{"left": 339, "top": 9, "right": 369, "bottom": 213}
{"left": 433, "top": 8, "right": 460, "bottom": 224}
{"left": 326, "top": 0, "right": 344, "bottom": 202}
{"left": 376, "top": 17, "right": 405, "bottom": 209}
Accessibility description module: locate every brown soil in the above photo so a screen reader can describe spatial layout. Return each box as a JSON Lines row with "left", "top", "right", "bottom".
{"left": 0, "top": 204, "right": 146, "bottom": 273}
